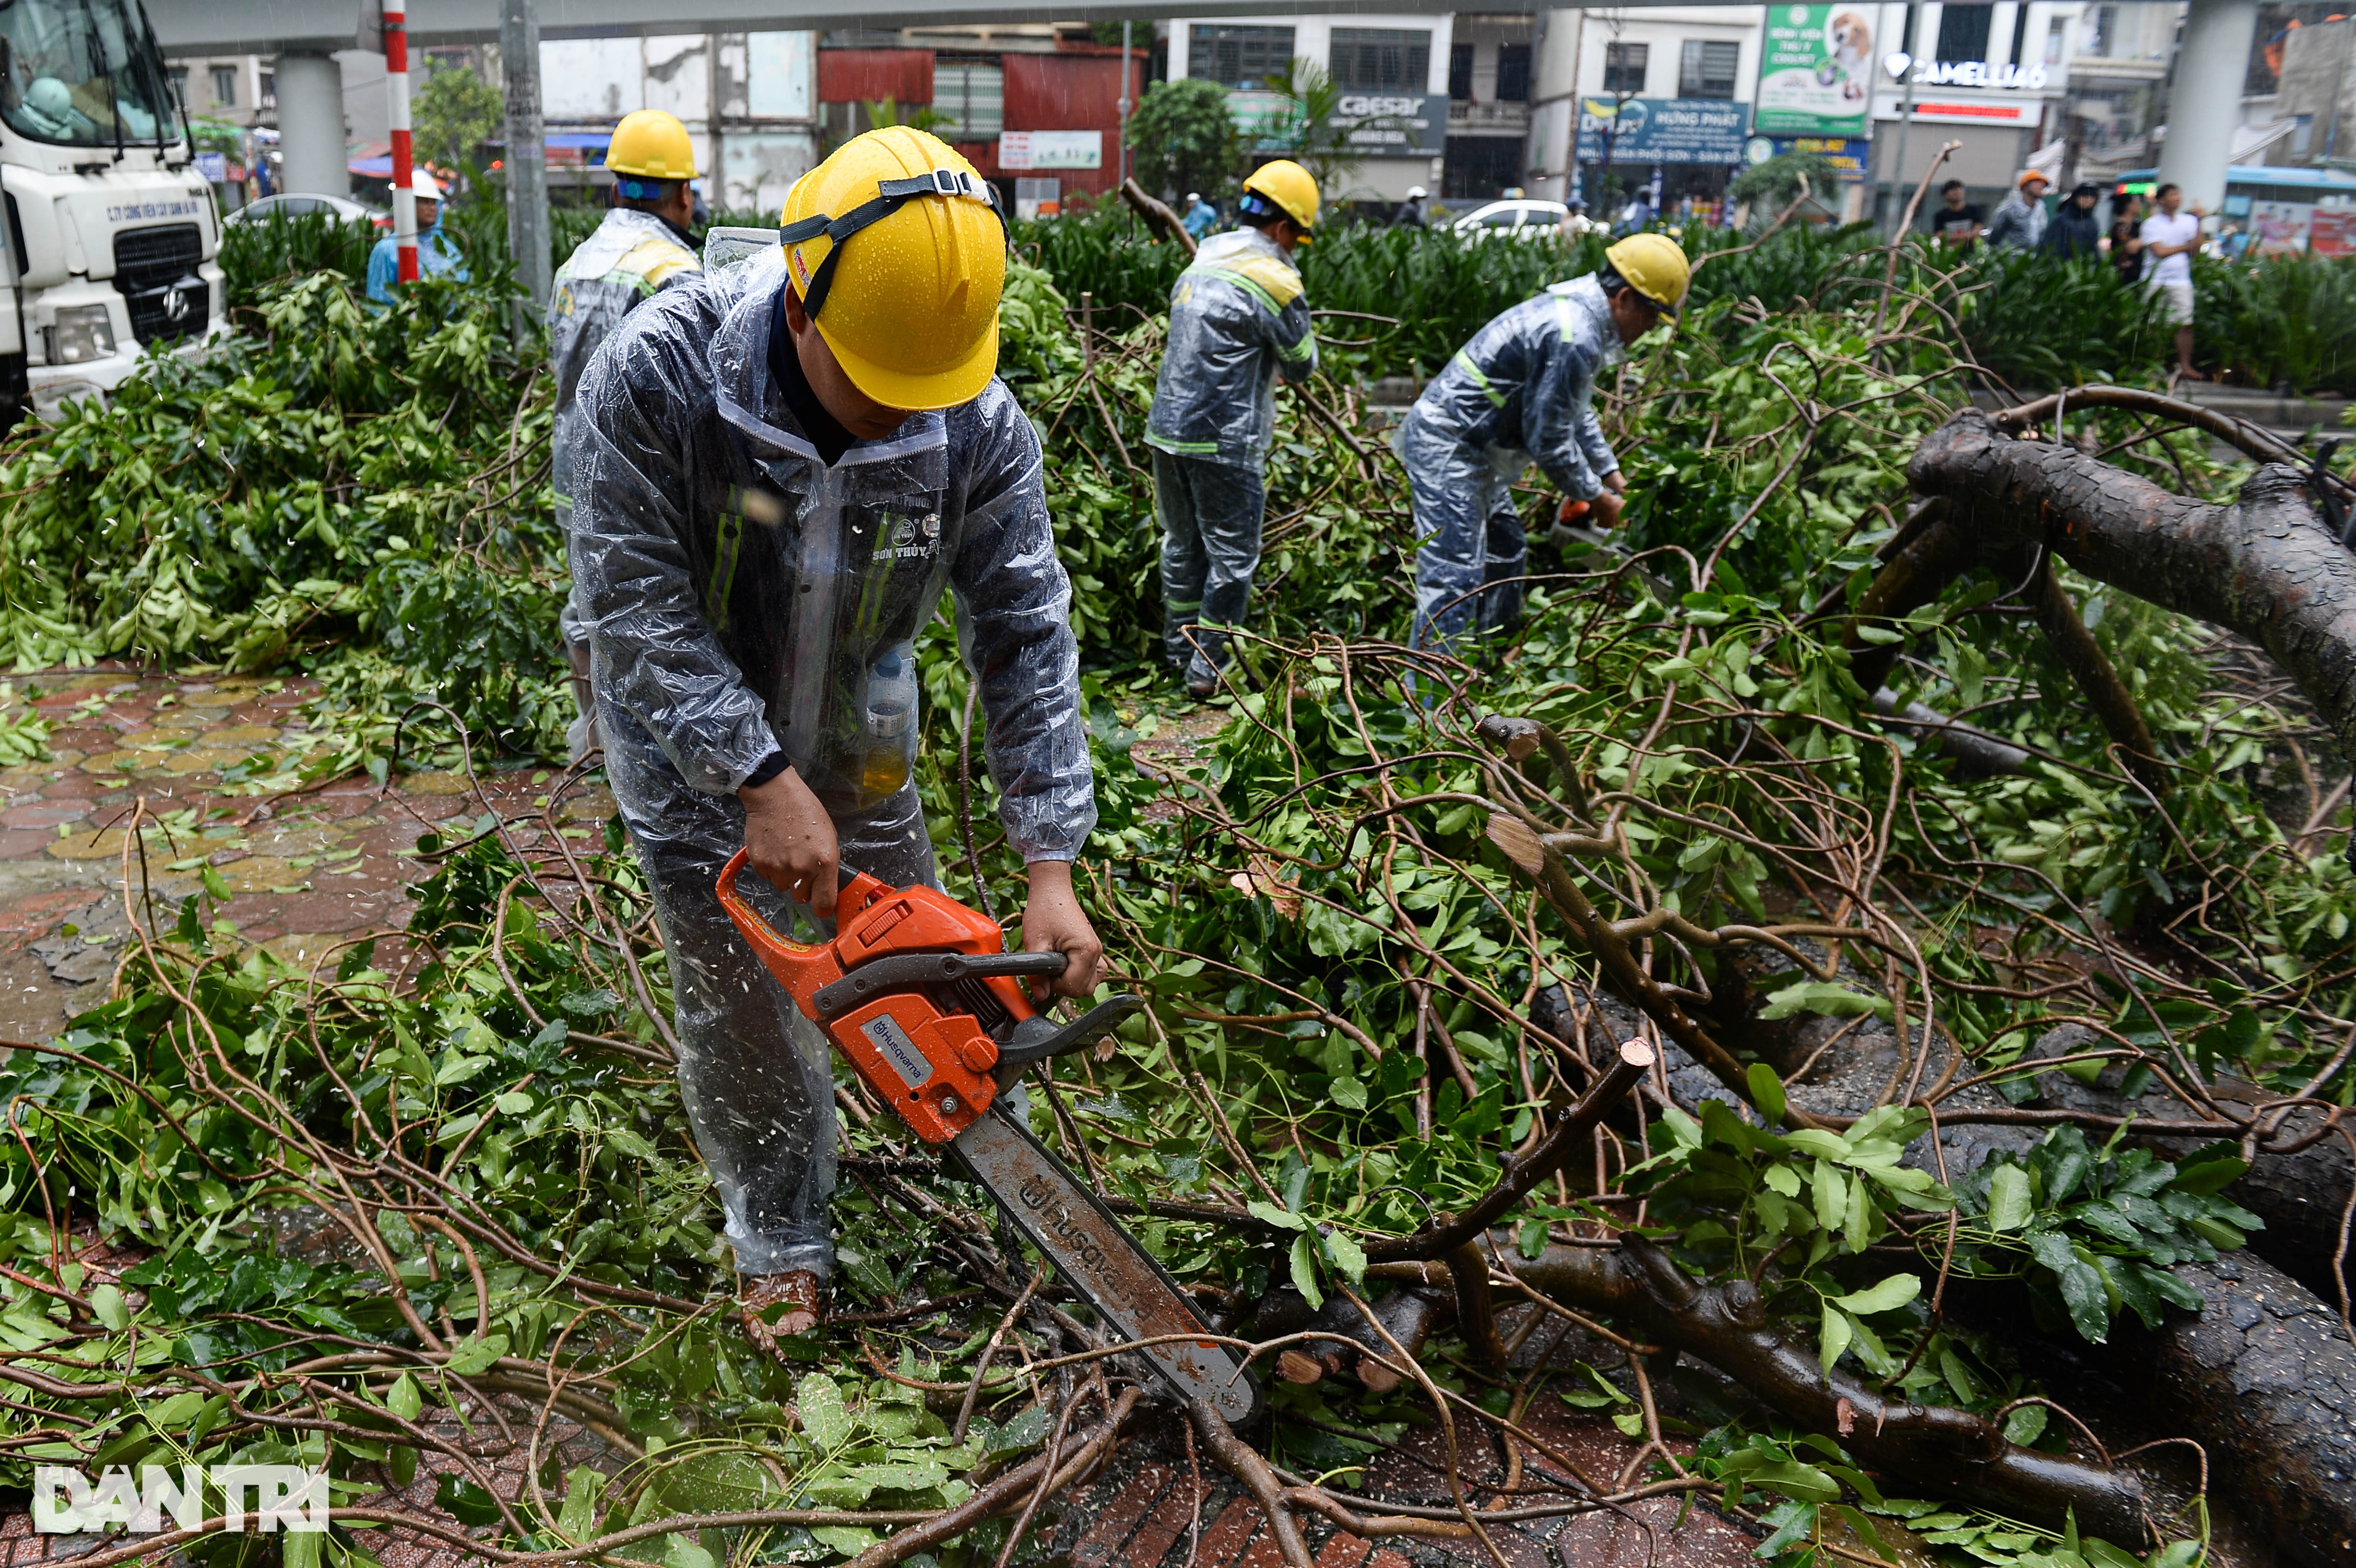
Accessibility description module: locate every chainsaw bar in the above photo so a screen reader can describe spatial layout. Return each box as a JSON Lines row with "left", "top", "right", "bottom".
{"left": 949, "top": 1104, "right": 1259, "bottom": 1423}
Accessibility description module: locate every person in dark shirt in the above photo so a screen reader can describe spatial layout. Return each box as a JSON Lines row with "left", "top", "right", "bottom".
{"left": 2043, "top": 183, "right": 2103, "bottom": 260}
{"left": 1926, "top": 180, "right": 1982, "bottom": 250}
{"left": 2109, "top": 193, "right": 2147, "bottom": 283}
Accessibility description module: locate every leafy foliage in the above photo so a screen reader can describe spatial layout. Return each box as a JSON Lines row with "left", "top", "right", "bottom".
{"left": 1127, "top": 77, "right": 1242, "bottom": 205}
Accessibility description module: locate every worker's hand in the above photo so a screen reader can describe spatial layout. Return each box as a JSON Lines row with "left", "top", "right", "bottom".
{"left": 1019, "top": 860, "right": 1105, "bottom": 1002}
{"left": 1602, "top": 470, "right": 1627, "bottom": 495}
{"left": 741, "top": 766, "right": 841, "bottom": 918}
{"left": 1588, "top": 488, "right": 1626, "bottom": 530}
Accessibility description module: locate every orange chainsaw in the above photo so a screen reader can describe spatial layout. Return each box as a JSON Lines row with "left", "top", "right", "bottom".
{"left": 717, "top": 850, "right": 1258, "bottom": 1421}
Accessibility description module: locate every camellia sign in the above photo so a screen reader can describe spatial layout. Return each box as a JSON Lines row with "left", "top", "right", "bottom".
{"left": 1754, "top": 4, "right": 1873, "bottom": 137}
{"left": 1883, "top": 51, "right": 2050, "bottom": 90}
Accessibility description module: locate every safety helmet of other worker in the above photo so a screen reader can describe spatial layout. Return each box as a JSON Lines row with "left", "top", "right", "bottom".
{"left": 1237, "top": 159, "right": 1320, "bottom": 242}
{"left": 1601, "top": 232, "right": 1690, "bottom": 323}
{"left": 606, "top": 109, "right": 699, "bottom": 200}
{"left": 777, "top": 124, "right": 1008, "bottom": 411}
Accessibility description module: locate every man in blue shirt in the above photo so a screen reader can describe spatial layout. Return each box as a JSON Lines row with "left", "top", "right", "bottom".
{"left": 366, "top": 169, "right": 470, "bottom": 302}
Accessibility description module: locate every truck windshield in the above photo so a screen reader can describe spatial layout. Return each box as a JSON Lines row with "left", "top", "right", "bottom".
{"left": 0, "top": 0, "right": 173, "bottom": 148}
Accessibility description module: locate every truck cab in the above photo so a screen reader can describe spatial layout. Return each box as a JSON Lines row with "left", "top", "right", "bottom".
{"left": 0, "top": 0, "right": 226, "bottom": 423}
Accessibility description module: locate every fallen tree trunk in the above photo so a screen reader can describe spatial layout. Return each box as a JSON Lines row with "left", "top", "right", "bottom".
{"left": 1347, "top": 1237, "right": 2149, "bottom": 1542}
{"left": 2116, "top": 1251, "right": 2356, "bottom": 1568}
{"left": 1907, "top": 408, "right": 2356, "bottom": 773}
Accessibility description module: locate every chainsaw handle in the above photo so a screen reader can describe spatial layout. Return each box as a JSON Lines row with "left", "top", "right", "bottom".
{"left": 716, "top": 848, "right": 890, "bottom": 963}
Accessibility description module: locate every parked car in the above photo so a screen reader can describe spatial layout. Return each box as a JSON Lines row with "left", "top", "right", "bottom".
{"left": 227, "top": 193, "right": 391, "bottom": 229}
{"left": 1452, "top": 199, "right": 1572, "bottom": 240}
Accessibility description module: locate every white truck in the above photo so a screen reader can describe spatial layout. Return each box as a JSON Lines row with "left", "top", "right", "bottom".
{"left": 0, "top": 0, "right": 225, "bottom": 424}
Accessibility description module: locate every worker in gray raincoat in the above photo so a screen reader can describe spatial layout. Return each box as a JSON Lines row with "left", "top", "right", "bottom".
{"left": 1396, "top": 233, "right": 1689, "bottom": 655}
{"left": 568, "top": 127, "right": 1103, "bottom": 1354}
{"left": 1145, "top": 159, "right": 1319, "bottom": 697}
{"left": 550, "top": 110, "right": 703, "bottom": 761}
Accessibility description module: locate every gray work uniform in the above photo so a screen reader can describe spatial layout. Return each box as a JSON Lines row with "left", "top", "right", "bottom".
{"left": 568, "top": 246, "right": 1096, "bottom": 1281}
{"left": 1143, "top": 227, "right": 1317, "bottom": 675}
{"left": 549, "top": 208, "right": 702, "bottom": 755}
{"left": 1396, "top": 274, "right": 1622, "bottom": 653}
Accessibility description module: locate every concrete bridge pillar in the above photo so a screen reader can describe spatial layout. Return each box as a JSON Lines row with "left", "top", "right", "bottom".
{"left": 274, "top": 51, "right": 349, "bottom": 199}
{"left": 2157, "top": 0, "right": 2258, "bottom": 215}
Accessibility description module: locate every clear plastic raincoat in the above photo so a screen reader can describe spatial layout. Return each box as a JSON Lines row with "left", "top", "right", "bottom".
{"left": 1145, "top": 227, "right": 1317, "bottom": 471}
{"left": 1396, "top": 275, "right": 1622, "bottom": 652}
{"left": 1145, "top": 228, "right": 1316, "bottom": 675}
{"left": 550, "top": 209, "right": 702, "bottom": 654}
{"left": 569, "top": 246, "right": 1096, "bottom": 1280}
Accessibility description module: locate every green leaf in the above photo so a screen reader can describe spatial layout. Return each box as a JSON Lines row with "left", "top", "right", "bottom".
{"left": 1745, "top": 1062, "right": 1787, "bottom": 1126}
{"left": 558, "top": 1465, "right": 605, "bottom": 1541}
{"left": 1831, "top": 1504, "right": 1899, "bottom": 1564}
{"left": 1763, "top": 1162, "right": 1802, "bottom": 1198}
{"left": 1813, "top": 1160, "right": 1848, "bottom": 1231}
{"left": 87, "top": 1283, "right": 128, "bottom": 1331}
{"left": 1854, "top": 624, "right": 1906, "bottom": 645}
{"left": 798, "top": 1372, "right": 855, "bottom": 1450}
{"left": 443, "top": 1332, "right": 508, "bottom": 1376}
{"left": 1831, "top": 1274, "right": 1921, "bottom": 1316}
{"left": 1818, "top": 1301, "right": 1853, "bottom": 1373}
{"left": 1610, "top": 1408, "right": 1645, "bottom": 1437}
{"left": 388, "top": 1373, "right": 424, "bottom": 1422}
{"left": 1988, "top": 1164, "right": 2034, "bottom": 1232}
{"left": 2143, "top": 1541, "right": 2204, "bottom": 1568}
{"left": 1248, "top": 1199, "right": 1309, "bottom": 1231}
{"left": 1747, "top": 1460, "right": 1842, "bottom": 1502}
{"left": 1760, "top": 980, "right": 1893, "bottom": 1023}
{"left": 1290, "top": 1231, "right": 1324, "bottom": 1310}
{"left": 2003, "top": 1404, "right": 2049, "bottom": 1445}
{"left": 1786, "top": 1129, "right": 1853, "bottom": 1161}
{"left": 1329, "top": 1074, "right": 1368, "bottom": 1110}
{"left": 1321, "top": 1228, "right": 1367, "bottom": 1287}
{"left": 662, "top": 1533, "right": 720, "bottom": 1568}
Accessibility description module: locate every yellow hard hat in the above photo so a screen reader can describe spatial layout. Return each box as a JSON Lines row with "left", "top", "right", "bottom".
{"left": 605, "top": 110, "right": 697, "bottom": 180}
{"left": 1604, "top": 233, "right": 1690, "bottom": 315}
{"left": 780, "top": 127, "right": 1007, "bottom": 411}
{"left": 1241, "top": 159, "right": 1320, "bottom": 236}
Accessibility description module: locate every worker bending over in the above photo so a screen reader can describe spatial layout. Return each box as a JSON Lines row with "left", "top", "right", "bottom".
{"left": 549, "top": 110, "right": 704, "bottom": 760}
{"left": 1145, "top": 161, "right": 1319, "bottom": 696}
{"left": 1396, "top": 234, "right": 1688, "bottom": 654}
{"left": 569, "top": 128, "right": 1104, "bottom": 1352}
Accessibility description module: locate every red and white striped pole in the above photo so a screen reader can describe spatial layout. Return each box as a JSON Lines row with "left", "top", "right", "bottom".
{"left": 385, "top": 0, "right": 418, "bottom": 282}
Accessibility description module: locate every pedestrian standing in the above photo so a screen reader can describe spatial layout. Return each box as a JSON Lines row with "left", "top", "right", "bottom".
{"left": 365, "top": 169, "right": 468, "bottom": 302}
{"left": 1984, "top": 171, "right": 2050, "bottom": 250}
{"left": 2140, "top": 182, "right": 2203, "bottom": 380}
{"left": 1145, "top": 161, "right": 1320, "bottom": 697}
{"left": 1396, "top": 234, "right": 1688, "bottom": 655}
{"left": 2042, "top": 183, "right": 2102, "bottom": 260}
{"left": 569, "top": 126, "right": 1105, "bottom": 1354}
{"left": 1926, "top": 181, "right": 1982, "bottom": 250}
{"left": 1182, "top": 192, "right": 1220, "bottom": 239}
{"left": 2108, "top": 192, "right": 2146, "bottom": 283}
{"left": 548, "top": 110, "right": 704, "bottom": 762}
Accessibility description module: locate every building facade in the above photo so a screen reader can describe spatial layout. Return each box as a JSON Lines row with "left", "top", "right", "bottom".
{"left": 1165, "top": 14, "right": 1455, "bottom": 206}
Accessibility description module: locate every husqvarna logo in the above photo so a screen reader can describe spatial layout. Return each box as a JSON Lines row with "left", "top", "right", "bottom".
{"left": 1018, "top": 1175, "right": 1111, "bottom": 1273}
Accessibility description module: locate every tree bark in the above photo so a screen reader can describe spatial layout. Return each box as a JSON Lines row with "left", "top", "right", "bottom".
{"left": 1909, "top": 409, "right": 2356, "bottom": 769}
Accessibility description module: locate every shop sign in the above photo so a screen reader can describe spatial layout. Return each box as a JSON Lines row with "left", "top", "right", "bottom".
{"left": 1754, "top": 4, "right": 1873, "bottom": 137}
{"left": 1745, "top": 134, "right": 1869, "bottom": 184}
{"left": 998, "top": 132, "right": 1102, "bottom": 171}
{"left": 2310, "top": 208, "right": 2356, "bottom": 257}
{"left": 1227, "top": 91, "right": 1447, "bottom": 157}
{"left": 1882, "top": 53, "right": 2050, "bottom": 90}
{"left": 195, "top": 152, "right": 226, "bottom": 183}
{"left": 1577, "top": 98, "right": 1751, "bottom": 166}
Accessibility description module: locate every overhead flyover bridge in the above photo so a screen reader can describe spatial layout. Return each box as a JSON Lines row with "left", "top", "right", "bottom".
{"left": 142, "top": 0, "right": 2262, "bottom": 243}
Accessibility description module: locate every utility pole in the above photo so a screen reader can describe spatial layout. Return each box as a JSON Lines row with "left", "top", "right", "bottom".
{"left": 1118, "top": 20, "right": 1133, "bottom": 189}
{"left": 501, "top": 0, "right": 550, "bottom": 342}
{"left": 386, "top": 0, "right": 416, "bottom": 281}
{"left": 1884, "top": 6, "right": 1920, "bottom": 235}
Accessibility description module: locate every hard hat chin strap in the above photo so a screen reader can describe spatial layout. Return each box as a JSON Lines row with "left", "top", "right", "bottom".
{"left": 781, "top": 168, "right": 1008, "bottom": 320}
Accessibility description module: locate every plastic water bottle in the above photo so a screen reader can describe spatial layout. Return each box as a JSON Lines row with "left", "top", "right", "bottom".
{"left": 860, "top": 649, "right": 916, "bottom": 797}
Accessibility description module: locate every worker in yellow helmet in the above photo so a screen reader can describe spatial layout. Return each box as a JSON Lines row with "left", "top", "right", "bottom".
{"left": 550, "top": 110, "right": 705, "bottom": 760}
{"left": 1395, "top": 232, "right": 1688, "bottom": 653}
{"left": 1144, "top": 159, "right": 1319, "bottom": 697}
{"left": 567, "top": 127, "right": 1102, "bottom": 1354}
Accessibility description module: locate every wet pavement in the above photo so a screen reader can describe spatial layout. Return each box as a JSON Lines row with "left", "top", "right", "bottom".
{"left": 0, "top": 667, "right": 611, "bottom": 1044}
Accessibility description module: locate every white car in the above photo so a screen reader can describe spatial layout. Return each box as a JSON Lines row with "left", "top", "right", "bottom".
{"left": 1452, "top": 199, "right": 1573, "bottom": 240}
{"left": 227, "top": 193, "right": 391, "bottom": 230}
